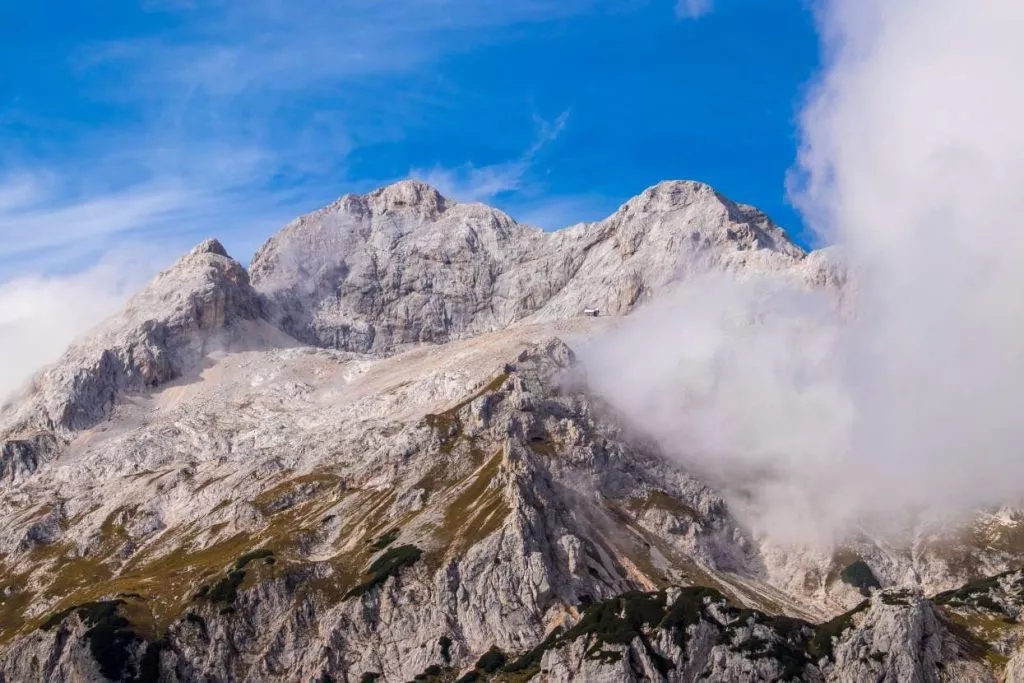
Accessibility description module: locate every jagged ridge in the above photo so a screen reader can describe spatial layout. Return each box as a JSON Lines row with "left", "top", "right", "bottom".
{"left": 248, "top": 179, "right": 807, "bottom": 354}
{"left": 0, "top": 180, "right": 1021, "bottom": 682}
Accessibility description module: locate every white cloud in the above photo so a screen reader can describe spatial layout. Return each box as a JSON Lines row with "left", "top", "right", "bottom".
{"left": 1, "top": 3, "right": 603, "bottom": 279}
{"left": 0, "top": 178, "right": 189, "bottom": 260}
{"left": 582, "top": 0, "right": 1024, "bottom": 544}
{"left": 0, "top": 165, "right": 305, "bottom": 277}
{"left": 0, "top": 162, "right": 300, "bottom": 405}
{"left": 0, "top": 250, "right": 161, "bottom": 403}
{"left": 83, "top": 3, "right": 606, "bottom": 102}
{"left": 675, "top": 0, "right": 713, "bottom": 20}
{"left": 579, "top": 274, "right": 852, "bottom": 544}
{"left": 414, "top": 164, "right": 529, "bottom": 204}
{"left": 0, "top": 174, "right": 45, "bottom": 213}
{"left": 792, "top": 0, "right": 1024, "bottom": 512}
{"left": 409, "top": 110, "right": 569, "bottom": 203}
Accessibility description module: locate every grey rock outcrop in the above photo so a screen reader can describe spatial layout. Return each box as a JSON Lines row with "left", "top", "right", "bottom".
{"left": 249, "top": 180, "right": 807, "bottom": 354}
{"left": 1, "top": 180, "right": 1019, "bottom": 683}
{"left": 0, "top": 240, "right": 264, "bottom": 484}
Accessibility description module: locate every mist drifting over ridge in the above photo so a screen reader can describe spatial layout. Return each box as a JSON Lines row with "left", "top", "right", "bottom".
{"left": 580, "top": 0, "right": 1024, "bottom": 544}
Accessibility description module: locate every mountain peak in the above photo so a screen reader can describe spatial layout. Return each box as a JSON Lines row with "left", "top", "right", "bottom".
{"left": 0, "top": 235, "right": 263, "bottom": 463}
{"left": 248, "top": 178, "right": 808, "bottom": 354}
{"left": 2, "top": 176, "right": 981, "bottom": 683}
{"left": 647, "top": 178, "right": 715, "bottom": 194}
{"left": 188, "top": 238, "right": 230, "bottom": 258}
{"left": 620, "top": 179, "right": 729, "bottom": 213}
{"left": 366, "top": 179, "right": 449, "bottom": 218}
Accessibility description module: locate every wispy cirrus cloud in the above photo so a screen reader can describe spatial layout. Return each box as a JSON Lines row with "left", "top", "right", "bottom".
{"left": 2, "top": 1, "right": 612, "bottom": 279}
{"left": 405, "top": 110, "right": 617, "bottom": 231}
{"left": 675, "top": 0, "right": 713, "bottom": 20}
{"left": 90, "top": 1, "right": 609, "bottom": 98}
{"left": 0, "top": 0, "right": 610, "bottom": 392}
{"left": 409, "top": 111, "right": 570, "bottom": 203}
{"left": 0, "top": 175, "right": 183, "bottom": 258}
{"left": 0, "top": 0, "right": 682, "bottom": 391}
{"left": 0, "top": 136, "right": 306, "bottom": 275}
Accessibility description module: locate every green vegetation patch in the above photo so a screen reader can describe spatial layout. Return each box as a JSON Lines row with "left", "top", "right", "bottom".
{"left": 930, "top": 570, "right": 1024, "bottom": 669}
{"left": 370, "top": 529, "right": 400, "bottom": 550}
{"left": 451, "top": 645, "right": 506, "bottom": 683}
{"left": 410, "top": 664, "right": 452, "bottom": 681}
{"left": 7, "top": 475, "right": 345, "bottom": 640}
{"left": 722, "top": 610, "right": 815, "bottom": 680}
{"left": 565, "top": 591, "right": 674, "bottom": 675}
{"left": 425, "top": 451, "right": 509, "bottom": 567}
{"left": 193, "top": 549, "right": 277, "bottom": 606}
{"left": 40, "top": 600, "right": 163, "bottom": 682}
{"left": 0, "top": 566, "right": 35, "bottom": 644}
{"left": 499, "top": 587, "right": 824, "bottom": 680}
{"left": 503, "top": 590, "right": 722, "bottom": 679}
{"left": 933, "top": 570, "right": 1021, "bottom": 611}
{"left": 503, "top": 626, "right": 564, "bottom": 678}
{"left": 346, "top": 545, "right": 423, "bottom": 599}
{"left": 839, "top": 560, "right": 881, "bottom": 596}
{"left": 626, "top": 490, "right": 699, "bottom": 520}
{"left": 824, "top": 549, "right": 862, "bottom": 586}
{"left": 881, "top": 589, "right": 913, "bottom": 606}
{"left": 439, "top": 635, "right": 453, "bottom": 664}
{"left": 233, "top": 549, "right": 275, "bottom": 570}
{"left": 660, "top": 587, "right": 727, "bottom": 647}
{"left": 808, "top": 600, "right": 869, "bottom": 661}
{"left": 424, "top": 372, "right": 510, "bottom": 454}
{"left": 942, "top": 610, "right": 1014, "bottom": 669}
{"left": 475, "top": 645, "right": 507, "bottom": 673}
{"left": 205, "top": 570, "right": 246, "bottom": 604}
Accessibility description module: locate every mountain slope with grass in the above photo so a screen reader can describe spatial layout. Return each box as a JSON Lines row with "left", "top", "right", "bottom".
{"left": 1, "top": 181, "right": 1022, "bottom": 682}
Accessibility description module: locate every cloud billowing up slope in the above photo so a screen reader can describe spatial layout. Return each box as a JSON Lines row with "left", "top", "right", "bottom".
{"left": 2, "top": 0, "right": 1019, "bottom": 550}
{"left": 0, "top": 251, "right": 159, "bottom": 405}
{"left": 580, "top": 0, "right": 1024, "bottom": 542}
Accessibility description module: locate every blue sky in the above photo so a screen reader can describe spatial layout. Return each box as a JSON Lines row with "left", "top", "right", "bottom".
{"left": 0, "top": 0, "right": 820, "bottom": 277}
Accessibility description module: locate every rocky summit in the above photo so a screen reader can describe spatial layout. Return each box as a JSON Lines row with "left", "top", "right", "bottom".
{"left": 0, "top": 180, "right": 1021, "bottom": 682}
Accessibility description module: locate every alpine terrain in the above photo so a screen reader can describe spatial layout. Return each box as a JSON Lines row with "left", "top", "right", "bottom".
{"left": 2, "top": 179, "right": 1023, "bottom": 682}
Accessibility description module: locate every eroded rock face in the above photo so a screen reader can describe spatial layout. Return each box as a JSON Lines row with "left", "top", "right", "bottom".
{"left": 534, "top": 588, "right": 1002, "bottom": 683}
{"left": 0, "top": 240, "right": 265, "bottom": 484}
{"left": 0, "top": 334, "right": 751, "bottom": 681}
{"left": 248, "top": 180, "right": 808, "bottom": 355}
{"left": 1, "top": 181, "right": 1021, "bottom": 682}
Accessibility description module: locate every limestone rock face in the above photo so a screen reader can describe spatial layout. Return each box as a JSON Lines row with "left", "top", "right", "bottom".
{"left": 0, "top": 181, "right": 1021, "bottom": 682}
{"left": 0, "top": 240, "right": 264, "bottom": 484}
{"left": 248, "top": 180, "right": 807, "bottom": 354}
